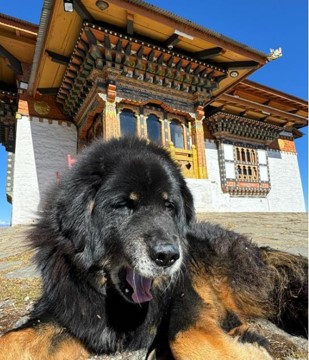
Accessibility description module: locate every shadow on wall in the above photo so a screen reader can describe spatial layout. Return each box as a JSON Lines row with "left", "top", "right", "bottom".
{"left": 31, "top": 119, "right": 77, "bottom": 208}
{"left": 268, "top": 150, "right": 282, "bottom": 159}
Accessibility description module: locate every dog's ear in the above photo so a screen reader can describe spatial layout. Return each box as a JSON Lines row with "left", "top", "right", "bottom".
{"left": 53, "top": 173, "right": 103, "bottom": 250}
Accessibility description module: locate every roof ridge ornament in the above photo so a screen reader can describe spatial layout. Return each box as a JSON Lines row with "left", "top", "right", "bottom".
{"left": 267, "top": 47, "right": 283, "bottom": 61}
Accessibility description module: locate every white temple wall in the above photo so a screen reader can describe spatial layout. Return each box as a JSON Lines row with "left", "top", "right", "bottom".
{"left": 267, "top": 150, "right": 305, "bottom": 212}
{"left": 11, "top": 116, "right": 77, "bottom": 225}
{"left": 10, "top": 126, "right": 305, "bottom": 225}
{"left": 186, "top": 140, "right": 305, "bottom": 213}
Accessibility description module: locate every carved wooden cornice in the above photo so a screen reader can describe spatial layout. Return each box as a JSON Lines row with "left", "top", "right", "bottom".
{"left": 57, "top": 22, "right": 228, "bottom": 118}
{"left": 205, "top": 111, "right": 282, "bottom": 144}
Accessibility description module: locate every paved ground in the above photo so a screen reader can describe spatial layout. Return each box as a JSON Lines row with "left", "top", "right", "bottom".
{"left": 0, "top": 213, "right": 307, "bottom": 359}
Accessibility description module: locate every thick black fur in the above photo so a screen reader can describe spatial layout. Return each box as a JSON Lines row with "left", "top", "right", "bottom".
{"left": 27, "top": 137, "right": 194, "bottom": 354}
{"left": 185, "top": 222, "right": 308, "bottom": 338}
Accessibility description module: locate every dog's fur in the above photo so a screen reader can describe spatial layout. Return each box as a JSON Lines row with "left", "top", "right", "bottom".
{"left": 0, "top": 137, "right": 307, "bottom": 360}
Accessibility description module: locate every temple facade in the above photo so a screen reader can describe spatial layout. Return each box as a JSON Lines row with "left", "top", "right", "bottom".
{"left": 0, "top": 0, "right": 307, "bottom": 225}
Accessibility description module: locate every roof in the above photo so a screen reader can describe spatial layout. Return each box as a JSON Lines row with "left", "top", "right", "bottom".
{"left": 121, "top": 0, "right": 268, "bottom": 59}
{"left": 208, "top": 80, "right": 308, "bottom": 131}
{"left": 30, "top": 0, "right": 270, "bottom": 98}
{"left": 0, "top": 13, "right": 38, "bottom": 92}
{"left": 0, "top": 1, "right": 306, "bottom": 136}
{"left": 0, "top": 13, "right": 38, "bottom": 33}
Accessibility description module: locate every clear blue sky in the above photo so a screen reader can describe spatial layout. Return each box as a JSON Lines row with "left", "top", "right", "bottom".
{"left": 0, "top": 0, "right": 308, "bottom": 225}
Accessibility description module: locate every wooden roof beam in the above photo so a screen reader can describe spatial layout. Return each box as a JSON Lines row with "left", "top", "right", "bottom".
{"left": 46, "top": 50, "right": 70, "bottom": 66}
{"left": 73, "top": 0, "right": 94, "bottom": 21}
{"left": 0, "top": 28, "right": 36, "bottom": 45}
{"left": 195, "top": 47, "right": 225, "bottom": 60}
{"left": 219, "top": 93, "right": 308, "bottom": 125}
{"left": 164, "top": 33, "right": 181, "bottom": 49}
{"left": 220, "top": 61, "right": 259, "bottom": 70}
{"left": 127, "top": 12, "right": 134, "bottom": 35}
{"left": 0, "top": 44, "right": 22, "bottom": 75}
{"left": 282, "top": 121, "right": 295, "bottom": 130}
{"left": 241, "top": 80, "right": 308, "bottom": 108}
{"left": 37, "top": 88, "right": 59, "bottom": 95}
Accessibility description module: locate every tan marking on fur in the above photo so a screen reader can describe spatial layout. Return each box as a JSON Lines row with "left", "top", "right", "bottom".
{"left": 192, "top": 272, "right": 241, "bottom": 322}
{"left": 99, "top": 273, "right": 107, "bottom": 287}
{"left": 0, "top": 325, "right": 90, "bottom": 360}
{"left": 88, "top": 200, "right": 96, "bottom": 214}
{"left": 162, "top": 192, "right": 169, "bottom": 200}
{"left": 129, "top": 192, "right": 139, "bottom": 201}
{"left": 228, "top": 324, "right": 250, "bottom": 337}
{"left": 192, "top": 270, "right": 267, "bottom": 320}
{"left": 170, "top": 327, "right": 272, "bottom": 360}
{"left": 169, "top": 271, "right": 274, "bottom": 359}
{"left": 170, "top": 308, "right": 272, "bottom": 360}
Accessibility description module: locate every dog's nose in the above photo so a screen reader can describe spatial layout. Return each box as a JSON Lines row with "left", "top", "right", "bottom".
{"left": 150, "top": 244, "right": 180, "bottom": 267}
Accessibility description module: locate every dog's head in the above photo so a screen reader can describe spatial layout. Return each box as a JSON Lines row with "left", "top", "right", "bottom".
{"left": 36, "top": 137, "right": 194, "bottom": 304}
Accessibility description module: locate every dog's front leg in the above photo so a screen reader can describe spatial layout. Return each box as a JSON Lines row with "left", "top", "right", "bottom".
{"left": 0, "top": 323, "right": 90, "bottom": 360}
{"left": 169, "top": 321, "right": 272, "bottom": 360}
{"left": 167, "top": 280, "right": 272, "bottom": 360}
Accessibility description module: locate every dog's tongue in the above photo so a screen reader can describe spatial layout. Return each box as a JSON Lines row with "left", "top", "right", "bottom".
{"left": 126, "top": 269, "right": 153, "bottom": 303}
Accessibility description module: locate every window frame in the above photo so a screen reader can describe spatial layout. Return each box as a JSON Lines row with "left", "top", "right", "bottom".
{"left": 145, "top": 112, "right": 163, "bottom": 144}
{"left": 119, "top": 108, "right": 139, "bottom": 137}
{"left": 220, "top": 141, "right": 271, "bottom": 197}
{"left": 169, "top": 118, "right": 187, "bottom": 149}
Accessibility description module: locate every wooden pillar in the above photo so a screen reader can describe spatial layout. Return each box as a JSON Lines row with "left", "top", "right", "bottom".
{"left": 103, "top": 83, "right": 120, "bottom": 140}
{"left": 192, "top": 105, "right": 207, "bottom": 178}
{"left": 163, "top": 111, "right": 170, "bottom": 146}
{"left": 139, "top": 107, "right": 146, "bottom": 138}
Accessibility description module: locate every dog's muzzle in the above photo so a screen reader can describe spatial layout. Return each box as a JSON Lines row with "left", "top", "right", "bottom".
{"left": 149, "top": 243, "right": 180, "bottom": 268}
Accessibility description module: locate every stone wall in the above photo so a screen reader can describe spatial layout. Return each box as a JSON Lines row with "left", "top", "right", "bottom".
{"left": 11, "top": 116, "right": 77, "bottom": 225}
{"left": 186, "top": 139, "right": 305, "bottom": 212}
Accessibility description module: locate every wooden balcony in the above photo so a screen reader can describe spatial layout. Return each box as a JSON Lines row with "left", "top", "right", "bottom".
{"left": 168, "top": 142, "right": 199, "bottom": 178}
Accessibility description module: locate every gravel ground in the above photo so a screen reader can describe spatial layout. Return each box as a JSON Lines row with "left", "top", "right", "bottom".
{"left": 0, "top": 213, "right": 307, "bottom": 359}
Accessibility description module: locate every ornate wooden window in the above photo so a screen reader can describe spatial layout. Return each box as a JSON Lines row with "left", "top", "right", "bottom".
{"left": 170, "top": 119, "right": 185, "bottom": 149}
{"left": 120, "top": 109, "right": 137, "bottom": 136}
{"left": 147, "top": 114, "right": 162, "bottom": 144}
{"left": 220, "top": 142, "right": 270, "bottom": 197}
{"left": 234, "top": 146, "right": 259, "bottom": 182}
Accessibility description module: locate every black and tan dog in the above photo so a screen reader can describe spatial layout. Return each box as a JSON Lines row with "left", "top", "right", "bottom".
{"left": 0, "top": 138, "right": 307, "bottom": 360}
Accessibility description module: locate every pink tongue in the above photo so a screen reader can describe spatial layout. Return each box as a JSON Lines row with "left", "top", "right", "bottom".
{"left": 126, "top": 269, "right": 153, "bottom": 303}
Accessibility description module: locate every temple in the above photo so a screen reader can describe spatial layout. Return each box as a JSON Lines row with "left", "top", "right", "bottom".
{"left": 0, "top": 0, "right": 307, "bottom": 225}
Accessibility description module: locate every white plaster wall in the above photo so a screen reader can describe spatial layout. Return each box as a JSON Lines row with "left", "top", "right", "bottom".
{"left": 12, "top": 116, "right": 77, "bottom": 225}
{"left": 267, "top": 150, "right": 305, "bottom": 212}
{"left": 186, "top": 140, "right": 305, "bottom": 212}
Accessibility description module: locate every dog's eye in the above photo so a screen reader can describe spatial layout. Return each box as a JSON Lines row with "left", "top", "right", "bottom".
{"left": 164, "top": 201, "right": 175, "bottom": 213}
{"left": 114, "top": 200, "right": 135, "bottom": 213}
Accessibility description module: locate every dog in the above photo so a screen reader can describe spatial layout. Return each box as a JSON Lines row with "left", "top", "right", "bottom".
{"left": 165, "top": 222, "right": 307, "bottom": 360}
{"left": 0, "top": 137, "right": 307, "bottom": 360}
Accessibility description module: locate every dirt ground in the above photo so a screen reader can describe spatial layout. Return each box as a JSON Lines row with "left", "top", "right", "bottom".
{"left": 197, "top": 212, "right": 308, "bottom": 257}
{"left": 0, "top": 212, "right": 307, "bottom": 359}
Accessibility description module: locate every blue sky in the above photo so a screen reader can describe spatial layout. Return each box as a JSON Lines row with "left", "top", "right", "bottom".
{"left": 0, "top": 0, "right": 308, "bottom": 224}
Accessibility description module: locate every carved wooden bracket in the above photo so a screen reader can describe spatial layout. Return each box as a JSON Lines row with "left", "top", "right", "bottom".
{"left": 195, "top": 105, "right": 205, "bottom": 121}
{"left": 107, "top": 83, "right": 117, "bottom": 102}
